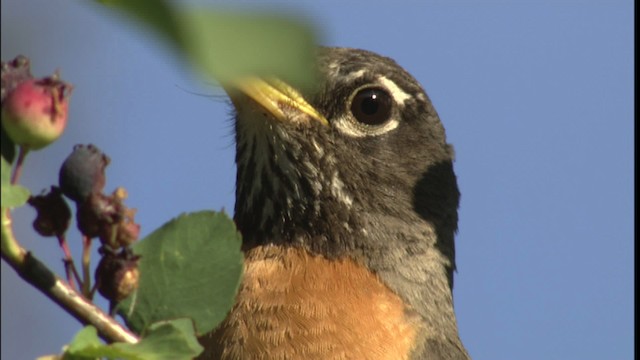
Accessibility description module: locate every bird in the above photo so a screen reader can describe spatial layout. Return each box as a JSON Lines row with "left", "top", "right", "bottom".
{"left": 198, "top": 47, "right": 470, "bottom": 360}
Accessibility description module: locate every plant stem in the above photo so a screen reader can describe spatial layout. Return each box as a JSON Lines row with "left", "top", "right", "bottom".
{"left": 81, "top": 235, "right": 92, "bottom": 299}
{"left": 7, "top": 252, "right": 139, "bottom": 343}
{"left": 1, "top": 209, "right": 138, "bottom": 344}
{"left": 0, "top": 210, "right": 26, "bottom": 267}
{"left": 10, "top": 146, "right": 29, "bottom": 185}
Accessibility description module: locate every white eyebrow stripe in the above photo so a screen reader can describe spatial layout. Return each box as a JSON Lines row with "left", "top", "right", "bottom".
{"left": 344, "top": 69, "right": 366, "bottom": 82}
{"left": 378, "top": 76, "right": 411, "bottom": 105}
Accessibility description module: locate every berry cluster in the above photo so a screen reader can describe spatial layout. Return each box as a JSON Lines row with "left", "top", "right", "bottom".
{"left": 2, "top": 55, "right": 140, "bottom": 308}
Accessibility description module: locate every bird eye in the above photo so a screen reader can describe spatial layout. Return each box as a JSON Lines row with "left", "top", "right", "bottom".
{"left": 349, "top": 87, "right": 393, "bottom": 126}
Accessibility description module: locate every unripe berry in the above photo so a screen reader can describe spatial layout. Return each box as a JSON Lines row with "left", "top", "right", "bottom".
{"left": 95, "top": 249, "right": 140, "bottom": 303}
{"left": 1, "top": 77, "right": 72, "bottom": 150}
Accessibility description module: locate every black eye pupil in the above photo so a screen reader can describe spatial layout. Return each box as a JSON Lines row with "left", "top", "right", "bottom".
{"left": 361, "top": 94, "right": 380, "bottom": 114}
{"left": 350, "top": 88, "right": 393, "bottom": 125}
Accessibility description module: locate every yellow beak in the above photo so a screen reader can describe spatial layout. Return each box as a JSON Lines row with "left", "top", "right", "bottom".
{"left": 226, "top": 77, "right": 328, "bottom": 126}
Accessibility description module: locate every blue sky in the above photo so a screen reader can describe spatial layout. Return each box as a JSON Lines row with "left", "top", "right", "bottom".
{"left": 1, "top": 1, "right": 633, "bottom": 359}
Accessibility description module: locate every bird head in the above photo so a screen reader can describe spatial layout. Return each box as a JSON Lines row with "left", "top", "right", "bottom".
{"left": 227, "top": 46, "right": 460, "bottom": 312}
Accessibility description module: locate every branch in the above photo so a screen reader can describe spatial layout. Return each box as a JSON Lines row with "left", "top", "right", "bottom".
{"left": 1, "top": 209, "right": 139, "bottom": 344}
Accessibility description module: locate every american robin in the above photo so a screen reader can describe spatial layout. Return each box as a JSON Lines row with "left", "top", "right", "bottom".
{"left": 198, "top": 47, "right": 469, "bottom": 359}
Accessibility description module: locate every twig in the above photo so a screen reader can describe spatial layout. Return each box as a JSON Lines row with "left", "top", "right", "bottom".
{"left": 1, "top": 210, "right": 139, "bottom": 344}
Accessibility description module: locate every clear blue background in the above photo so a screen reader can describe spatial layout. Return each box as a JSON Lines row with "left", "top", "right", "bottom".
{"left": 1, "top": 1, "right": 633, "bottom": 359}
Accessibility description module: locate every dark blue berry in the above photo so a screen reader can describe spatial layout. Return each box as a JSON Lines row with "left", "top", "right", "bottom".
{"left": 59, "top": 144, "right": 109, "bottom": 203}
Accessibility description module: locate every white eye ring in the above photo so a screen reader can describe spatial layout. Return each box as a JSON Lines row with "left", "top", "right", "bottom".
{"left": 333, "top": 84, "right": 400, "bottom": 138}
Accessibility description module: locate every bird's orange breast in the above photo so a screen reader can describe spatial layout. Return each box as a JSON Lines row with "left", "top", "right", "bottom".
{"left": 198, "top": 244, "right": 419, "bottom": 359}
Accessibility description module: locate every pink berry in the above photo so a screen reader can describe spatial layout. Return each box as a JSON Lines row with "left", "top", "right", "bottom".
{"left": 1, "top": 77, "right": 72, "bottom": 150}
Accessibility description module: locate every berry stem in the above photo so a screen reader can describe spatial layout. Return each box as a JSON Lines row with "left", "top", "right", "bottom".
{"left": 81, "top": 235, "right": 93, "bottom": 300}
{"left": 11, "top": 146, "right": 29, "bottom": 185}
{"left": 90, "top": 278, "right": 99, "bottom": 299}
{"left": 57, "top": 234, "right": 80, "bottom": 291}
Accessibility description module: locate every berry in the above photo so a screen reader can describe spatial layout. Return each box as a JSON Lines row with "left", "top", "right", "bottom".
{"left": 28, "top": 186, "right": 71, "bottom": 238}
{"left": 95, "top": 248, "right": 140, "bottom": 303}
{"left": 75, "top": 188, "right": 140, "bottom": 248}
{"left": 101, "top": 207, "right": 141, "bottom": 248}
{"left": 1, "top": 76, "right": 72, "bottom": 150}
{"left": 59, "top": 144, "right": 110, "bottom": 203}
{"left": 76, "top": 192, "right": 118, "bottom": 239}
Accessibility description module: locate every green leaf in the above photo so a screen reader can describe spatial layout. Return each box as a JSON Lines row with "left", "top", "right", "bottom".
{"left": 63, "top": 326, "right": 102, "bottom": 360}
{"left": 0, "top": 156, "right": 30, "bottom": 208}
{"left": 176, "top": 9, "right": 318, "bottom": 90}
{"left": 1, "top": 124, "right": 16, "bottom": 164}
{"left": 95, "top": 0, "right": 318, "bottom": 90}
{"left": 95, "top": 0, "right": 181, "bottom": 51}
{"left": 113, "top": 319, "right": 203, "bottom": 360}
{"left": 117, "top": 211, "right": 243, "bottom": 336}
{"left": 64, "top": 319, "right": 203, "bottom": 360}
